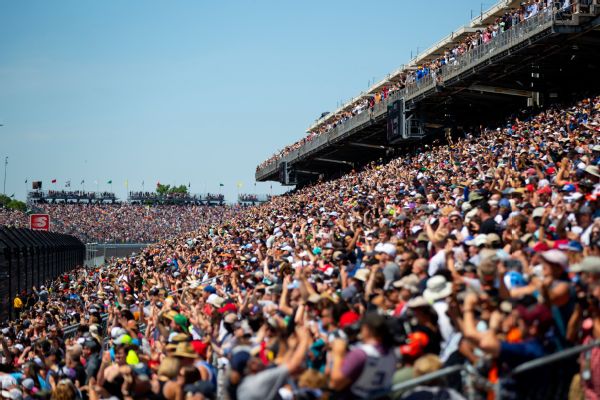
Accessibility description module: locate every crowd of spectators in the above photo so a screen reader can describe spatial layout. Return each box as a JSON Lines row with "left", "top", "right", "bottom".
{"left": 0, "top": 208, "right": 29, "bottom": 229}
{"left": 0, "top": 95, "right": 599, "bottom": 399}
{"left": 0, "top": 204, "right": 233, "bottom": 244}
{"left": 256, "top": 0, "right": 572, "bottom": 171}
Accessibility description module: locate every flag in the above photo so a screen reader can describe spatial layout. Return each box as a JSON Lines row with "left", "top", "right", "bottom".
{"left": 81, "top": 179, "right": 85, "bottom": 185}
{"left": 107, "top": 180, "right": 112, "bottom": 184}
{"left": 10, "top": 193, "right": 14, "bottom": 198}
{"left": 156, "top": 181, "right": 160, "bottom": 187}
{"left": 124, "top": 180, "right": 129, "bottom": 189}
{"left": 188, "top": 182, "right": 191, "bottom": 187}
{"left": 65, "top": 180, "right": 71, "bottom": 188}
{"left": 24, "top": 179, "right": 28, "bottom": 184}
{"left": 51, "top": 179, "right": 57, "bottom": 184}
{"left": 236, "top": 181, "right": 243, "bottom": 189}
{"left": 219, "top": 183, "right": 224, "bottom": 187}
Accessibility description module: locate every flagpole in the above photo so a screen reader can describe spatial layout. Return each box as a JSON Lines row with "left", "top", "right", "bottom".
{"left": 3, "top": 156, "right": 7, "bottom": 195}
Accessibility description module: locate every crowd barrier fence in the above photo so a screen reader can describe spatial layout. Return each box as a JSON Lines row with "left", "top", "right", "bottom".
{"left": 388, "top": 340, "right": 600, "bottom": 400}
{"left": 0, "top": 227, "right": 85, "bottom": 320}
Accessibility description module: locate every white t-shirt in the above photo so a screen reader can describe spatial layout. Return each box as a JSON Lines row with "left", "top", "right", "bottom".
{"left": 428, "top": 250, "right": 446, "bottom": 277}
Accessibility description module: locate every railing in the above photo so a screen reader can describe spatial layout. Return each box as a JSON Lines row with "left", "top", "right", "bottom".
{"left": 127, "top": 192, "right": 225, "bottom": 203}
{"left": 256, "top": 5, "right": 563, "bottom": 178}
{"left": 27, "top": 190, "right": 117, "bottom": 201}
{"left": 238, "top": 194, "right": 271, "bottom": 203}
{"left": 388, "top": 340, "right": 600, "bottom": 400}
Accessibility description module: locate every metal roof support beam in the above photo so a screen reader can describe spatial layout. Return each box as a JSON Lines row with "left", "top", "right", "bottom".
{"left": 314, "top": 158, "right": 354, "bottom": 166}
{"left": 348, "top": 142, "right": 389, "bottom": 150}
{"left": 468, "top": 84, "right": 532, "bottom": 97}
{"left": 295, "top": 170, "right": 321, "bottom": 175}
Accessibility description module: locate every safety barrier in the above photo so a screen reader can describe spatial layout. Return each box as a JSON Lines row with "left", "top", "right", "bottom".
{"left": 0, "top": 227, "right": 85, "bottom": 321}
{"left": 389, "top": 340, "right": 600, "bottom": 400}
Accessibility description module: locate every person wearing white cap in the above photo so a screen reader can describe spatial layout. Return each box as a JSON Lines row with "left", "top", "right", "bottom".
{"left": 376, "top": 243, "right": 400, "bottom": 288}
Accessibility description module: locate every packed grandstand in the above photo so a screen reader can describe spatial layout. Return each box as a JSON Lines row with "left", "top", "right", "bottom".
{"left": 1, "top": 1, "right": 600, "bottom": 400}
{"left": 0, "top": 93, "right": 599, "bottom": 399}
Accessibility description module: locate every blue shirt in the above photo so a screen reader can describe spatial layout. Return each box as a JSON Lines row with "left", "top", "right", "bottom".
{"left": 499, "top": 338, "right": 545, "bottom": 369}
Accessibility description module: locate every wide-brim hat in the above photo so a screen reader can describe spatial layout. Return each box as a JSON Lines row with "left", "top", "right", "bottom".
{"left": 423, "top": 275, "right": 452, "bottom": 302}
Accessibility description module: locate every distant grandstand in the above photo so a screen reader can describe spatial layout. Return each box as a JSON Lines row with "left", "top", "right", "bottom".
{"left": 237, "top": 193, "right": 272, "bottom": 205}
{"left": 27, "top": 190, "right": 117, "bottom": 204}
{"left": 127, "top": 191, "right": 225, "bottom": 205}
{"left": 25, "top": 189, "right": 226, "bottom": 206}
{"left": 256, "top": 0, "right": 600, "bottom": 186}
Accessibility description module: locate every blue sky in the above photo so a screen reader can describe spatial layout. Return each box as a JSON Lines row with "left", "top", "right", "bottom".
{"left": 0, "top": 0, "right": 484, "bottom": 202}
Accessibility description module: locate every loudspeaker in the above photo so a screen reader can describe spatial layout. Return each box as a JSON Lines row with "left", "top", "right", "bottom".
{"left": 387, "top": 100, "right": 404, "bottom": 142}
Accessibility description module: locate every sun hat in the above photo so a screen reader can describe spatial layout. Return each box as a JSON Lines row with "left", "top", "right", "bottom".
{"left": 570, "top": 256, "right": 600, "bottom": 273}
{"left": 486, "top": 233, "right": 501, "bottom": 246}
{"left": 466, "top": 234, "right": 487, "bottom": 247}
{"left": 353, "top": 269, "right": 370, "bottom": 282}
{"left": 1, "top": 389, "right": 22, "bottom": 400}
{"left": 532, "top": 207, "right": 546, "bottom": 219}
{"left": 540, "top": 250, "right": 568, "bottom": 269}
{"left": 584, "top": 165, "right": 600, "bottom": 178}
{"left": 206, "top": 294, "right": 225, "bottom": 307}
{"left": 169, "top": 333, "right": 189, "bottom": 344}
{"left": 393, "top": 275, "right": 420, "bottom": 293}
{"left": 423, "top": 275, "right": 452, "bottom": 302}
{"left": 172, "top": 342, "right": 198, "bottom": 359}
{"left": 406, "top": 296, "right": 431, "bottom": 309}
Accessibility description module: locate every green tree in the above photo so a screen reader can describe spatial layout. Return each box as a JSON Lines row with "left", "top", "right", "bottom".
{"left": 156, "top": 183, "right": 171, "bottom": 195}
{"left": 171, "top": 184, "right": 188, "bottom": 194}
{"left": 156, "top": 184, "right": 188, "bottom": 195}
{"left": 0, "top": 194, "right": 10, "bottom": 207}
{"left": 6, "top": 200, "right": 26, "bottom": 212}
